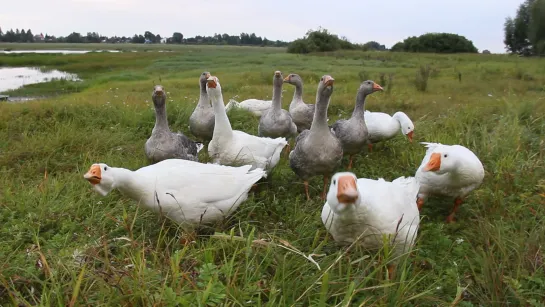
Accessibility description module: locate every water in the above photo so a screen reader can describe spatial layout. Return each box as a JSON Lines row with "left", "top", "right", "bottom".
{"left": 0, "top": 49, "right": 120, "bottom": 54}
{"left": 0, "top": 67, "right": 80, "bottom": 93}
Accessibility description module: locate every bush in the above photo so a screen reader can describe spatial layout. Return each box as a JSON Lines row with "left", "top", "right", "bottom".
{"left": 414, "top": 65, "right": 431, "bottom": 92}
{"left": 390, "top": 33, "right": 479, "bottom": 53}
{"left": 287, "top": 28, "right": 365, "bottom": 54}
{"left": 482, "top": 49, "right": 491, "bottom": 54}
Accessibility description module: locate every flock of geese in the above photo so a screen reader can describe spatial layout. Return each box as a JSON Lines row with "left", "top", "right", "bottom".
{"left": 83, "top": 71, "right": 485, "bottom": 276}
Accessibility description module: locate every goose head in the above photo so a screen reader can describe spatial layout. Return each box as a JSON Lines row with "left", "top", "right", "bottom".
{"left": 152, "top": 85, "right": 166, "bottom": 108}
{"left": 205, "top": 75, "right": 222, "bottom": 98}
{"left": 423, "top": 147, "right": 459, "bottom": 174}
{"left": 273, "top": 70, "right": 284, "bottom": 87}
{"left": 326, "top": 172, "right": 361, "bottom": 213}
{"left": 317, "top": 75, "right": 335, "bottom": 97}
{"left": 283, "top": 73, "right": 303, "bottom": 86}
{"left": 83, "top": 163, "right": 116, "bottom": 196}
{"left": 393, "top": 112, "right": 415, "bottom": 142}
{"left": 359, "top": 80, "right": 383, "bottom": 96}
{"left": 200, "top": 71, "right": 211, "bottom": 90}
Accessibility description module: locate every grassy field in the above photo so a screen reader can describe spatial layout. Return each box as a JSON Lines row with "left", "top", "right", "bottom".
{"left": 1, "top": 43, "right": 544, "bottom": 305}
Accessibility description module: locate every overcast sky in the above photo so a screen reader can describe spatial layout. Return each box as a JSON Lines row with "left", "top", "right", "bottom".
{"left": 0, "top": 0, "right": 521, "bottom": 53}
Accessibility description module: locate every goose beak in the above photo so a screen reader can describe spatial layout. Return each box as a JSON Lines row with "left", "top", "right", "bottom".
{"left": 324, "top": 75, "right": 334, "bottom": 87}
{"left": 207, "top": 76, "right": 217, "bottom": 88}
{"left": 205, "top": 73, "right": 211, "bottom": 79}
{"left": 406, "top": 131, "right": 414, "bottom": 142}
{"left": 424, "top": 152, "right": 441, "bottom": 172}
{"left": 84, "top": 164, "right": 102, "bottom": 185}
{"left": 283, "top": 75, "right": 290, "bottom": 82}
{"left": 336, "top": 175, "right": 359, "bottom": 204}
{"left": 373, "top": 83, "right": 384, "bottom": 92}
{"left": 154, "top": 86, "right": 164, "bottom": 96}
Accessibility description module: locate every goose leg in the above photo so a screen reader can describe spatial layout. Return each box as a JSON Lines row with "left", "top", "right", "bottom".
{"left": 368, "top": 143, "right": 373, "bottom": 152}
{"left": 321, "top": 176, "right": 330, "bottom": 201}
{"left": 446, "top": 197, "right": 463, "bottom": 223}
{"left": 347, "top": 155, "right": 354, "bottom": 170}
{"left": 304, "top": 181, "right": 310, "bottom": 201}
{"left": 387, "top": 264, "right": 395, "bottom": 280}
{"left": 417, "top": 197, "right": 425, "bottom": 211}
{"left": 284, "top": 143, "right": 291, "bottom": 157}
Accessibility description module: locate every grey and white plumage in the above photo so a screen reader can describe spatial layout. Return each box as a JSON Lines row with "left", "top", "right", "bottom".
{"left": 189, "top": 72, "right": 215, "bottom": 141}
{"left": 258, "top": 71, "right": 298, "bottom": 138}
{"left": 289, "top": 75, "right": 342, "bottom": 182}
{"left": 284, "top": 73, "right": 315, "bottom": 132}
{"left": 330, "top": 80, "right": 383, "bottom": 157}
{"left": 145, "top": 85, "right": 203, "bottom": 164}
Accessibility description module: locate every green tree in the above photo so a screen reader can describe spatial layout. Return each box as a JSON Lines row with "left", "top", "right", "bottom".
{"left": 390, "top": 33, "right": 478, "bottom": 53}
{"left": 171, "top": 32, "right": 183, "bottom": 43}
{"left": 503, "top": 0, "right": 545, "bottom": 55}
{"left": 66, "top": 32, "right": 83, "bottom": 43}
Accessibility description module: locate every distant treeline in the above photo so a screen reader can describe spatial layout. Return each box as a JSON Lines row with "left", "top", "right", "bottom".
{"left": 0, "top": 28, "right": 289, "bottom": 47}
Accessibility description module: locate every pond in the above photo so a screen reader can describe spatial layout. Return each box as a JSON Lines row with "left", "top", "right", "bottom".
{"left": 0, "top": 67, "right": 80, "bottom": 94}
{"left": 0, "top": 49, "right": 120, "bottom": 54}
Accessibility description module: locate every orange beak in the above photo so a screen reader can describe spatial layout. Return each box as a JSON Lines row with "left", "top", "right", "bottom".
{"left": 324, "top": 75, "right": 335, "bottom": 87}
{"left": 207, "top": 77, "right": 217, "bottom": 89}
{"left": 373, "top": 83, "right": 384, "bottom": 91}
{"left": 336, "top": 175, "right": 359, "bottom": 204}
{"left": 84, "top": 165, "right": 102, "bottom": 185}
{"left": 406, "top": 131, "right": 414, "bottom": 142}
{"left": 283, "top": 75, "right": 290, "bottom": 82}
{"left": 424, "top": 152, "right": 441, "bottom": 172}
{"left": 205, "top": 73, "right": 211, "bottom": 79}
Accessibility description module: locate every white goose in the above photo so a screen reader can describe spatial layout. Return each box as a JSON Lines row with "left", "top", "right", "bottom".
{"left": 206, "top": 75, "right": 287, "bottom": 172}
{"left": 83, "top": 159, "right": 266, "bottom": 228}
{"left": 225, "top": 98, "right": 271, "bottom": 117}
{"left": 415, "top": 142, "right": 485, "bottom": 223}
{"left": 364, "top": 111, "right": 415, "bottom": 151}
{"left": 322, "top": 172, "right": 421, "bottom": 278}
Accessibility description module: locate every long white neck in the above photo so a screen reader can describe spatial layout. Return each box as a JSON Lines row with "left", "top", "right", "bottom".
{"left": 392, "top": 112, "right": 407, "bottom": 131}
{"left": 210, "top": 90, "right": 233, "bottom": 139}
{"left": 110, "top": 168, "right": 144, "bottom": 200}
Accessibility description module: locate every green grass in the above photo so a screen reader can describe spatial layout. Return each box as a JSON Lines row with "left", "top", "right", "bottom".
{"left": 1, "top": 44, "right": 545, "bottom": 305}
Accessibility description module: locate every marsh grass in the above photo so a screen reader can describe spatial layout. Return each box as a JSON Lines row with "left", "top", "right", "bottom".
{"left": 1, "top": 44, "right": 545, "bottom": 305}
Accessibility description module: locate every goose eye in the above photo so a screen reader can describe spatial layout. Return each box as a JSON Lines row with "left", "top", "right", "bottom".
{"left": 333, "top": 179, "right": 336, "bottom": 185}
{"left": 443, "top": 154, "right": 448, "bottom": 158}
{"left": 104, "top": 166, "right": 108, "bottom": 171}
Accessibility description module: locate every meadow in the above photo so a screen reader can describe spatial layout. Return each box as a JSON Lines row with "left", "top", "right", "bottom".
{"left": 0, "top": 43, "right": 544, "bottom": 306}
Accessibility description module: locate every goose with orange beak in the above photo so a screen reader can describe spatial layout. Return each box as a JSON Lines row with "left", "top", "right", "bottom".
{"left": 82, "top": 159, "right": 266, "bottom": 228}
{"left": 205, "top": 75, "right": 287, "bottom": 172}
{"left": 189, "top": 72, "right": 215, "bottom": 141}
{"left": 364, "top": 111, "right": 415, "bottom": 152}
{"left": 330, "top": 80, "right": 383, "bottom": 170}
{"left": 284, "top": 73, "right": 315, "bottom": 132}
{"left": 289, "top": 75, "right": 343, "bottom": 200}
{"left": 321, "top": 172, "right": 421, "bottom": 279}
{"left": 145, "top": 85, "right": 204, "bottom": 164}
{"left": 415, "top": 142, "right": 485, "bottom": 223}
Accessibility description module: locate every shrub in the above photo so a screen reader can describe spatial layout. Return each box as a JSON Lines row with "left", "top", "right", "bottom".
{"left": 390, "top": 33, "right": 479, "bottom": 53}
{"left": 414, "top": 65, "right": 431, "bottom": 92}
{"left": 287, "top": 28, "right": 371, "bottom": 54}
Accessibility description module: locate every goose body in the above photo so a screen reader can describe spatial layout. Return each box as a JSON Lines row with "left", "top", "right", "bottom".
{"left": 365, "top": 111, "right": 414, "bottom": 150}
{"left": 189, "top": 72, "right": 215, "bottom": 141}
{"left": 258, "top": 71, "right": 298, "bottom": 139}
{"left": 225, "top": 99, "right": 272, "bottom": 117}
{"left": 289, "top": 75, "right": 343, "bottom": 200}
{"left": 83, "top": 159, "right": 266, "bottom": 228}
{"left": 284, "top": 73, "right": 315, "bottom": 132}
{"left": 145, "top": 85, "right": 203, "bottom": 164}
{"left": 322, "top": 172, "right": 420, "bottom": 255}
{"left": 330, "top": 80, "right": 383, "bottom": 169}
{"left": 206, "top": 75, "right": 287, "bottom": 172}
{"left": 415, "top": 142, "right": 485, "bottom": 222}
